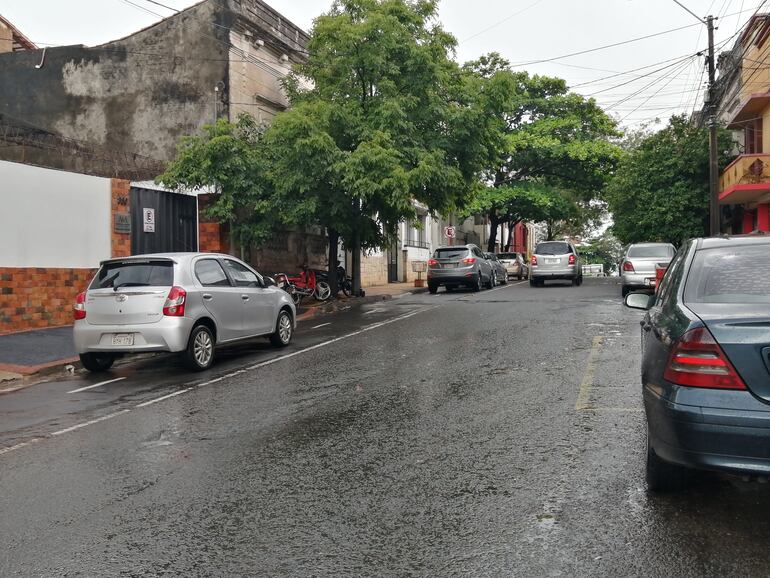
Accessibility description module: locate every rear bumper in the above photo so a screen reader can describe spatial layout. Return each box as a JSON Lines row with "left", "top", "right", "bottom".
{"left": 73, "top": 316, "right": 195, "bottom": 354}
{"left": 426, "top": 267, "right": 479, "bottom": 286}
{"left": 621, "top": 272, "right": 656, "bottom": 288}
{"left": 645, "top": 387, "right": 770, "bottom": 475}
{"left": 503, "top": 264, "right": 521, "bottom": 276}
{"left": 530, "top": 266, "right": 577, "bottom": 280}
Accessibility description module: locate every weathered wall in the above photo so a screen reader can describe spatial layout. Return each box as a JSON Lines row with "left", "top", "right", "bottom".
{"left": 0, "top": 0, "right": 229, "bottom": 164}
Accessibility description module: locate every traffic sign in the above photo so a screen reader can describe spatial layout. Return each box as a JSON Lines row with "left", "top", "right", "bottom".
{"left": 444, "top": 226, "right": 456, "bottom": 239}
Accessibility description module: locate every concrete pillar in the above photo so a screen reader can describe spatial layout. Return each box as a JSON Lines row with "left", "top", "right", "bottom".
{"left": 743, "top": 210, "right": 755, "bottom": 233}
{"left": 758, "top": 204, "right": 770, "bottom": 232}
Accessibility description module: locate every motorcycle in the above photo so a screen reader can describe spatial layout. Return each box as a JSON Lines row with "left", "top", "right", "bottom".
{"left": 274, "top": 266, "right": 331, "bottom": 306}
{"left": 317, "top": 265, "right": 353, "bottom": 297}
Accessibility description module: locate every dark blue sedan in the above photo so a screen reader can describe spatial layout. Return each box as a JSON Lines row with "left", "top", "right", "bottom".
{"left": 625, "top": 235, "right": 770, "bottom": 492}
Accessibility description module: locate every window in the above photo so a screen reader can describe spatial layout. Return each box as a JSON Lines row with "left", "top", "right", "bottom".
{"left": 745, "top": 118, "right": 763, "bottom": 154}
{"left": 684, "top": 245, "right": 770, "bottom": 304}
{"left": 223, "top": 259, "right": 260, "bottom": 288}
{"left": 433, "top": 248, "right": 469, "bottom": 259}
{"left": 405, "top": 216, "right": 428, "bottom": 249}
{"left": 627, "top": 245, "right": 675, "bottom": 258}
{"left": 535, "top": 242, "right": 570, "bottom": 255}
{"left": 90, "top": 260, "right": 173, "bottom": 290}
{"left": 195, "top": 259, "right": 230, "bottom": 287}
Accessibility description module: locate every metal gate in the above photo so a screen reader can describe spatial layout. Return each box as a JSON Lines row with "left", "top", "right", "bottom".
{"left": 130, "top": 187, "right": 198, "bottom": 255}
{"left": 388, "top": 241, "right": 399, "bottom": 282}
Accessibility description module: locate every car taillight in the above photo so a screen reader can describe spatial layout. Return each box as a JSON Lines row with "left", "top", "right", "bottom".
{"left": 462, "top": 257, "right": 476, "bottom": 264}
{"left": 663, "top": 327, "right": 746, "bottom": 390}
{"left": 531, "top": 255, "right": 537, "bottom": 265}
{"left": 163, "top": 286, "right": 187, "bottom": 317}
{"left": 622, "top": 261, "right": 635, "bottom": 272}
{"left": 568, "top": 254, "right": 576, "bottom": 265}
{"left": 73, "top": 291, "right": 86, "bottom": 320}
{"left": 428, "top": 259, "right": 438, "bottom": 266}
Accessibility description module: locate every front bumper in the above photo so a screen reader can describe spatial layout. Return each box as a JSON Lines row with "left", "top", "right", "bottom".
{"left": 73, "top": 316, "right": 195, "bottom": 354}
{"left": 645, "top": 386, "right": 770, "bottom": 475}
{"left": 530, "top": 266, "right": 577, "bottom": 280}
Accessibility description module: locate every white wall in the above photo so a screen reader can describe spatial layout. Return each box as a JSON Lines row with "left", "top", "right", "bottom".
{"left": 0, "top": 160, "right": 112, "bottom": 268}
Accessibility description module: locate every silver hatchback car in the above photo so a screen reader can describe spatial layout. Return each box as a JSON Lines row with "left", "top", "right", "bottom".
{"left": 73, "top": 253, "right": 296, "bottom": 372}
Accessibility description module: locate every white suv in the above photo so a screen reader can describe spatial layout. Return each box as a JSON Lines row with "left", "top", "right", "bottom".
{"left": 73, "top": 253, "right": 296, "bottom": 372}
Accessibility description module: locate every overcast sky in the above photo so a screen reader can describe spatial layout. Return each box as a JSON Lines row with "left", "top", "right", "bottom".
{"left": 1, "top": 0, "right": 766, "bottom": 129}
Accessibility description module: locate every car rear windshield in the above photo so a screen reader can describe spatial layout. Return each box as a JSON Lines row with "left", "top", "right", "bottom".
{"left": 685, "top": 245, "right": 770, "bottom": 303}
{"left": 535, "top": 242, "right": 570, "bottom": 255}
{"left": 90, "top": 260, "right": 174, "bottom": 290}
{"left": 628, "top": 245, "right": 674, "bottom": 258}
{"left": 497, "top": 253, "right": 518, "bottom": 259}
{"left": 433, "top": 248, "right": 469, "bottom": 259}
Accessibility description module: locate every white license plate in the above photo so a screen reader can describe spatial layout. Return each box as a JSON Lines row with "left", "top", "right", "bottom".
{"left": 443, "top": 263, "right": 457, "bottom": 268}
{"left": 112, "top": 333, "right": 134, "bottom": 346}
{"left": 644, "top": 278, "right": 655, "bottom": 286}
{"left": 545, "top": 258, "right": 559, "bottom": 264}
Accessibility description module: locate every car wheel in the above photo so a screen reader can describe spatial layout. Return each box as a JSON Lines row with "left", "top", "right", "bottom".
{"left": 79, "top": 352, "right": 114, "bottom": 373}
{"left": 315, "top": 281, "right": 331, "bottom": 301}
{"left": 428, "top": 283, "right": 438, "bottom": 294}
{"left": 646, "top": 425, "right": 689, "bottom": 493}
{"left": 501, "top": 275, "right": 508, "bottom": 285}
{"left": 486, "top": 273, "right": 494, "bottom": 289}
{"left": 445, "top": 285, "right": 454, "bottom": 292}
{"left": 622, "top": 286, "right": 630, "bottom": 298}
{"left": 270, "top": 310, "right": 294, "bottom": 347}
{"left": 529, "top": 278, "right": 536, "bottom": 287}
{"left": 572, "top": 276, "right": 579, "bottom": 286}
{"left": 183, "top": 324, "right": 215, "bottom": 371}
{"left": 473, "top": 275, "right": 482, "bottom": 292}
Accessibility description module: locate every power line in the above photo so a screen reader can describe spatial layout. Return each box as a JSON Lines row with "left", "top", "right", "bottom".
{"left": 671, "top": 0, "right": 706, "bottom": 23}
{"left": 461, "top": 0, "right": 547, "bottom": 43}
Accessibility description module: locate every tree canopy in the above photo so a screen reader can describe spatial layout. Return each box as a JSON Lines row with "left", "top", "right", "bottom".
{"left": 604, "top": 115, "right": 733, "bottom": 247}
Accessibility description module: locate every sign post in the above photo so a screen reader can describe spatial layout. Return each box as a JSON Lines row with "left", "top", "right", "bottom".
{"left": 444, "top": 226, "right": 456, "bottom": 246}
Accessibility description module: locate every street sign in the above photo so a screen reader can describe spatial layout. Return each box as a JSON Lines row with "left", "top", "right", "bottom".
{"left": 444, "top": 226, "right": 456, "bottom": 239}
{"left": 142, "top": 208, "right": 155, "bottom": 233}
{"left": 113, "top": 213, "right": 131, "bottom": 234}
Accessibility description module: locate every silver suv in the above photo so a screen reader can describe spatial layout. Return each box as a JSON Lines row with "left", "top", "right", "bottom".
{"left": 620, "top": 242, "right": 676, "bottom": 297}
{"left": 529, "top": 241, "right": 582, "bottom": 287}
{"left": 73, "top": 253, "right": 296, "bottom": 372}
{"left": 427, "top": 244, "right": 494, "bottom": 293}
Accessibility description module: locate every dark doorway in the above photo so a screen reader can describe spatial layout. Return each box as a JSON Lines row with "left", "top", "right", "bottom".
{"left": 130, "top": 187, "right": 198, "bottom": 255}
{"left": 388, "top": 241, "right": 399, "bottom": 283}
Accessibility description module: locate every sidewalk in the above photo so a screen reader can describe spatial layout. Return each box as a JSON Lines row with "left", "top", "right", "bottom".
{"left": 0, "top": 281, "right": 426, "bottom": 387}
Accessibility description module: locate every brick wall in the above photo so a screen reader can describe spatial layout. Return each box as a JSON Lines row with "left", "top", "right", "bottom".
{"left": 197, "top": 193, "right": 229, "bottom": 254}
{"left": 111, "top": 179, "right": 131, "bottom": 258}
{"left": 0, "top": 267, "right": 94, "bottom": 333}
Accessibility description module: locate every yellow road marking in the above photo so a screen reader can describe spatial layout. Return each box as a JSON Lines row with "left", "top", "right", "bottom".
{"left": 575, "top": 335, "right": 604, "bottom": 411}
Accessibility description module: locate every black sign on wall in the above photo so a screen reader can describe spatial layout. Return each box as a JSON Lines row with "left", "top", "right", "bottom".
{"left": 129, "top": 187, "right": 198, "bottom": 255}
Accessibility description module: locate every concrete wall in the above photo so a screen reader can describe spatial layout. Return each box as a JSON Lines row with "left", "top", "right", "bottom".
{"left": 0, "top": 160, "right": 112, "bottom": 268}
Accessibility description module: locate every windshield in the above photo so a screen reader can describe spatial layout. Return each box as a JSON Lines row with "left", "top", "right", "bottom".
{"left": 628, "top": 245, "right": 675, "bottom": 258}
{"left": 90, "top": 261, "right": 174, "bottom": 290}
{"left": 685, "top": 245, "right": 770, "bottom": 303}
{"left": 433, "top": 248, "right": 469, "bottom": 259}
{"left": 535, "top": 242, "right": 570, "bottom": 256}
{"left": 497, "top": 253, "right": 518, "bottom": 259}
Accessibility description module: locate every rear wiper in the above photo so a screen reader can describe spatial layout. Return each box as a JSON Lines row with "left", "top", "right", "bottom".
{"left": 113, "top": 282, "right": 150, "bottom": 292}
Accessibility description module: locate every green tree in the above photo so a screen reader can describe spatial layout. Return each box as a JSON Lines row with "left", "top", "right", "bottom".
{"left": 158, "top": 115, "right": 272, "bottom": 254}
{"left": 463, "top": 54, "right": 621, "bottom": 251}
{"left": 578, "top": 233, "right": 624, "bottom": 275}
{"left": 267, "top": 0, "right": 486, "bottom": 295}
{"left": 604, "top": 115, "right": 733, "bottom": 246}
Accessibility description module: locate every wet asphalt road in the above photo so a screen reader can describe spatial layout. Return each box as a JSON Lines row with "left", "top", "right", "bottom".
{"left": 2, "top": 278, "right": 770, "bottom": 576}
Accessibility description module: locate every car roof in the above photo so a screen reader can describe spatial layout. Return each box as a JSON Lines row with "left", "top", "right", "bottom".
{"left": 628, "top": 242, "right": 674, "bottom": 247}
{"left": 695, "top": 234, "right": 770, "bottom": 250}
{"left": 100, "top": 252, "right": 233, "bottom": 265}
{"left": 435, "top": 245, "right": 474, "bottom": 250}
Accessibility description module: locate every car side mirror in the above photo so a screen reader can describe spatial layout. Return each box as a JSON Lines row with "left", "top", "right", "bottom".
{"left": 264, "top": 276, "right": 277, "bottom": 287}
{"left": 625, "top": 292, "right": 654, "bottom": 310}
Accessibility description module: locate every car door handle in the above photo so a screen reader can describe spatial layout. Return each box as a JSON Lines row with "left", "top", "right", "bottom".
{"left": 241, "top": 295, "right": 250, "bottom": 301}
{"left": 202, "top": 294, "right": 213, "bottom": 300}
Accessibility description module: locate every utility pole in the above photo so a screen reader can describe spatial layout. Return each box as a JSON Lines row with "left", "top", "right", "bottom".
{"left": 672, "top": 2, "right": 720, "bottom": 235}
{"left": 707, "top": 15, "right": 720, "bottom": 236}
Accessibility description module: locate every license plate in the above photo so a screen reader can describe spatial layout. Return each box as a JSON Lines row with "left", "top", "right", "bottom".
{"left": 644, "top": 278, "right": 655, "bottom": 286}
{"left": 112, "top": 333, "right": 134, "bottom": 346}
{"left": 443, "top": 263, "right": 457, "bottom": 268}
{"left": 545, "top": 258, "right": 559, "bottom": 264}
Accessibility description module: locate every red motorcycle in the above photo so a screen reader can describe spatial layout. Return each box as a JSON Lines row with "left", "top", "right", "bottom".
{"left": 275, "top": 266, "right": 331, "bottom": 306}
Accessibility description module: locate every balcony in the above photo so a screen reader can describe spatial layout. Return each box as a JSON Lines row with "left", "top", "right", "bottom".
{"left": 719, "top": 153, "right": 770, "bottom": 204}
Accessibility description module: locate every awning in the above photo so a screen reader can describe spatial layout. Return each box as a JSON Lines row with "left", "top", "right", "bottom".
{"left": 727, "top": 92, "right": 770, "bottom": 129}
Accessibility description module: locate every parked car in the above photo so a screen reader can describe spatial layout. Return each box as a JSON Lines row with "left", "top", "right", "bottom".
{"left": 73, "top": 253, "right": 296, "bottom": 373}
{"left": 484, "top": 253, "right": 508, "bottom": 285}
{"left": 497, "top": 252, "right": 527, "bottom": 280}
{"left": 426, "top": 244, "right": 494, "bottom": 293}
{"left": 625, "top": 235, "right": 770, "bottom": 492}
{"left": 620, "top": 242, "right": 676, "bottom": 297}
{"left": 529, "top": 241, "right": 582, "bottom": 287}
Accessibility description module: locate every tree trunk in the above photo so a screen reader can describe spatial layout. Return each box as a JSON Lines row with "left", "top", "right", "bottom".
{"left": 507, "top": 220, "right": 516, "bottom": 251}
{"left": 499, "top": 223, "right": 507, "bottom": 254}
{"left": 327, "top": 228, "right": 339, "bottom": 298}
{"left": 351, "top": 229, "right": 362, "bottom": 297}
{"left": 546, "top": 220, "right": 554, "bottom": 241}
{"left": 487, "top": 211, "right": 499, "bottom": 253}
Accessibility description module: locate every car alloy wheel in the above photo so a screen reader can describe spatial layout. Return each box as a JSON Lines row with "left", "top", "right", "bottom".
{"left": 184, "top": 325, "right": 215, "bottom": 371}
{"left": 270, "top": 310, "right": 293, "bottom": 347}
